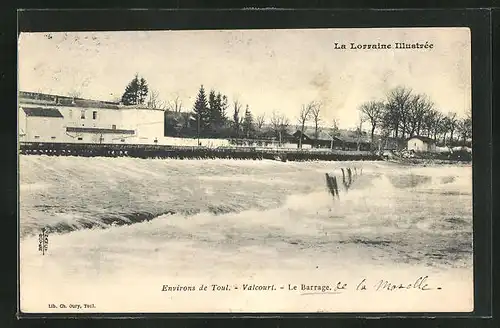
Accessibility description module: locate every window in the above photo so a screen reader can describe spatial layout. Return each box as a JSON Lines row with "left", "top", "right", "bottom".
{"left": 77, "top": 137, "right": 83, "bottom": 141}
{"left": 92, "top": 111, "right": 97, "bottom": 120}
{"left": 81, "top": 110, "right": 86, "bottom": 119}
{"left": 112, "top": 124, "right": 116, "bottom": 130}
{"left": 120, "top": 139, "right": 125, "bottom": 142}
{"left": 51, "top": 136, "right": 56, "bottom": 140}
{"left": 34, "top": 136, "right": 40, "bottom": 139}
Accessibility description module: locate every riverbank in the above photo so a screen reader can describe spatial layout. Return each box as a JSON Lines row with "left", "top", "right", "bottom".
{"left": 388, "top": 158, "right": 472, "bottom": 166}
{"left": 382, "top": 148, "right": 472, "bottom": 166}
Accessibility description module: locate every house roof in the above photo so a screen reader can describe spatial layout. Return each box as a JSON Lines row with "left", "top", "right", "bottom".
{"left": 293, "top": 127, "right": 373, "bottom": 144}
{"left": 407, "top": 135, "right": 436, "bottom": 143}
{"left": 336, "top": 130, "right": 371, "bottom": 144}
{"left": 294, "top": 128, "right": 335, "bottom": 141}
{"left": 22, "top": 107, "right": 64, "bottom": 118}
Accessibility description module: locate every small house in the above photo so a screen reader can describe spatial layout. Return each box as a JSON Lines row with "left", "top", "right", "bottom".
{"left": 407, "top": 136, "right": 436, "bottom": 152}
{"left": 336, "top": 130, "right": 372, "bottom": 151}
{"left": 292, "top": 128, "right": 336, "bottom": 149}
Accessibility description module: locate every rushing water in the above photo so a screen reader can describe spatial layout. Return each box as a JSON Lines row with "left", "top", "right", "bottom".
{"left": 19, "top": 156, "right": 473, "bottom": 313}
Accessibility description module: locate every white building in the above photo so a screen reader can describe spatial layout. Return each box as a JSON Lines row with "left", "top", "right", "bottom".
{"left": 407, "top": 136, "right": 437, "bottom": 152}
{"left": 18, "top": 97, "right": 165, "bottom": 145}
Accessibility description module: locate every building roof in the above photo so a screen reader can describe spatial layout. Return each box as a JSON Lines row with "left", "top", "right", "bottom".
{"left": 118, "top": 104, "right": 164, "bottom": 111}
{"left": 407, "top": 135, "right": 436, "bottom": 143}
{"left": 22, "top": 107, "right": 64, "bottom": 118}
{"left": 66, "top": 127, "right": 135, "bottom": 135}
{"left": 19, "top": 91, "right": 120, "bottom": 109}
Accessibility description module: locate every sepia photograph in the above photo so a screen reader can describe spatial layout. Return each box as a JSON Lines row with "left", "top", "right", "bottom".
{"left": 18, "top": 27, "right": 473, "bottom": 313}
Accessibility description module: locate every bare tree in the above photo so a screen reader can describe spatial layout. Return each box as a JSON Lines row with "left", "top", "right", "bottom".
{"left": 431, "top": 110, "right": 445, "bottom": 142}
{"left": 297, "top": 102, "right": 317, "bottom": 149}
{"left": 406, "top": 94, "right": 433, "bottom": 137}
{"left": 310, "top": 103, "right": 322, "bottom": 145}
{"left": 355, "top": 117, "right": 366, "bottom": 151}
{"left": 329, "top": 119, "right": 340, "bottom": 149}
{"left": 422, "top": 108, "right": 438, "bottom": 138}
{"left": 167, "top": 95, "right": 183, "bottom": 113}
{"left": 255, "top": 114, "right": 266, "bottom": 133}
{"left": 457, "top": 113, "right": 472, "bottom": 146}
{"left": 439, "top": 115, "right": 451, "bottom": 145}
{"left": 359, "top": 100, "right": 385, "bottom": 149}
{"left": 233, "top": 100, "right": 243, "bottom": 138}
{"left": 446, "top": 112, "right": 458, "bottom": 144}
{"left": 466, "top": 108, "right": 472, "bottom": 142}
{"left": 67, "top": 90, "right": 81, "bottom": 99}
{"left": 270, "top": 111, "right": 290, "bottom": 146}
{"left": 147, "top": 89, "right": 166, "bottom": 109}
{"left": 330, "top": 119, "right": 340, "bottom": 137}
{"left": 385, "top": 86, "right": 413, "bottom": 139}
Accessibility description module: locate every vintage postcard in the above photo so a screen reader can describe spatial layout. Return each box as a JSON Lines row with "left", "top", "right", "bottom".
{"left": 18, "top": 27, "right": 473, "bottom": 314}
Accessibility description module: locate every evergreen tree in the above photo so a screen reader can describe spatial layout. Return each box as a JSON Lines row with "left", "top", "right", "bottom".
{"left": 121, "top": 75, "right": 140, "bottom": 105}
{"left": 203, "top": 89, "right": 230, "bottom": 136}
{"left": 138, "top": 77, "right": 149, "bottom": 104}
{"left": 215, "top": 92, "right": 229, "bottom": 138}
{"left": 193, "top": 85, "right": 210, "bottom": 135}
{"left": 121, "top": 74, "right": 149, "bottom": 105}
{"left": 208, "top": 90, "right": 229, "bottom": 128}
{"left": 216, "top": 92, "right": 228, "bottom": 124}
{"left": 242, "top": 105, "right": 255, "bottom": 138}
{"left": 208, "top": 89, "right": 218, "bottom": 129}
{"left": 219, "top": 93, "right": 230, "bottom": 124}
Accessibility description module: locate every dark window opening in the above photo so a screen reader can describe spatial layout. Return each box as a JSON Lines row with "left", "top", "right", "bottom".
{"left": 81, "top": 110, "right": 86, "bottom": 119}
{"left": 112, "top": 124, "right": 116, "bottom": 130}
{"left": 121, "top": 139, "right": 125, "bottom": 142}
{"left": 93, "top": 111, "right": 97, "bottom": 119}
{"left": 51, "top": 136, "right": 56, "bottom": 140}
{"left": 77, "top": 137, "right": 83, "bottom": 141}
{"left": 34, "top": 136, "right": 40, "bottom": 139}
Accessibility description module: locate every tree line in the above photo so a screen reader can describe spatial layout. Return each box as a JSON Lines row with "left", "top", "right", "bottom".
{"left": 359, "top": 86, "right": 472, "bottom": 148}
{"left": 190, "top": 85, "right": 264, "bottom": 139}
{"left": 118, "top": 75, "right": 471, "bottom": 149}
{"left": 119, "top": 75, "right": 345, "bottom": 146}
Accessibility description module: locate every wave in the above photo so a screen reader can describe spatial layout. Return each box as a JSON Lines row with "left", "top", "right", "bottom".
{"left": 19, "top": 156, "right": 472, "bottom": 239}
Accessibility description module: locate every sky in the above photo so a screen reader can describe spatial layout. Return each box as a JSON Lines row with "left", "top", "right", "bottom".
{"left": 18, "top": 28, "right": 471, "bottom": 129}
